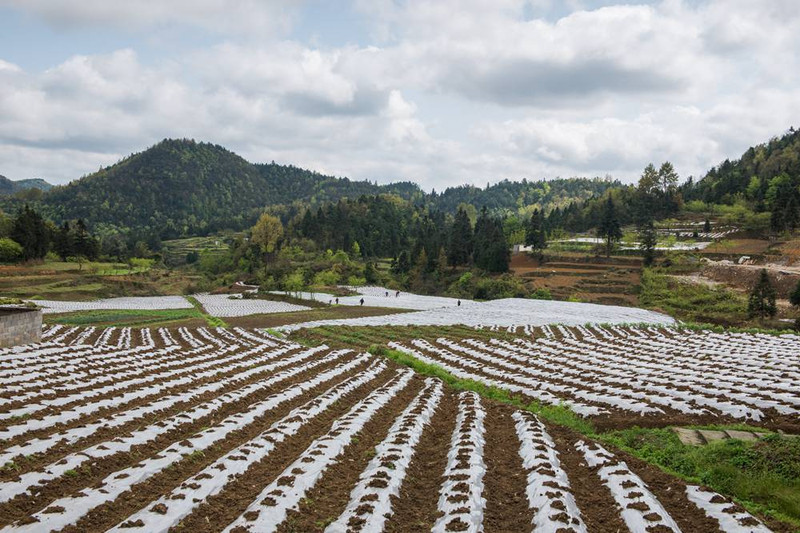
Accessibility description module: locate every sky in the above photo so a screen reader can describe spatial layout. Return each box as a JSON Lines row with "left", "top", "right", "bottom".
{"left": 0, "top": 0, "right": 798, "bottom": 189}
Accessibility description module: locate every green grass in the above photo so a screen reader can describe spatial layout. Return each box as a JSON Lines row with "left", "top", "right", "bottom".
{"left": 49, "top": 308, "right": 206, "bottom": 327}
{"left": 599, "top": 427, "right": 800, "bottom": 526}
{"left": 639, "top": 268, "right": 750, "bottom": 326}
{"left": 369, "top": 345, "right": 594, "bottom": 435}
{"left": 185, "top": 296, "right": 228, "bottom": 327}
{"left": 48, "top": 298, "right": 228, "bottom": 328}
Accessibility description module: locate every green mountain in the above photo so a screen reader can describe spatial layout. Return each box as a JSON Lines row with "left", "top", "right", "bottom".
{"left": 40, "top": 139, "right": 423, "bottom": 238}
{"left": 685, "top": 127, "right": 800, "bottom": 206}
{"left": 434, "top": 178, "right": 620, "bottom": 214}
{"left": 0, "top": 176, "right": 53, "bottom": 195}
{"left": 3, "top": 138, "right": 621, "bottom": 239}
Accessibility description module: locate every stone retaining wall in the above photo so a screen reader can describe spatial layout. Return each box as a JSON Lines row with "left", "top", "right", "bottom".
{"left": 0, "top": 308, "right": 43, "bottom": 348}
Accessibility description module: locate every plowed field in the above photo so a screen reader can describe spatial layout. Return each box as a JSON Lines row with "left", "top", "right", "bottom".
{"left": 0, "top": 324, "right": 794, "bottom": 532}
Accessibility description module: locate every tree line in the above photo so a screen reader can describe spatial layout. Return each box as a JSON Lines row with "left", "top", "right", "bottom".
{"left": 0, "top": 205, "right": 100, "bottom": 263}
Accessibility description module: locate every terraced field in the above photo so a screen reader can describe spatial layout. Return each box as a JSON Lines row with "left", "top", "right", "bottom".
{"left": 0, "top": 325, "right": 794, "bottom": 532}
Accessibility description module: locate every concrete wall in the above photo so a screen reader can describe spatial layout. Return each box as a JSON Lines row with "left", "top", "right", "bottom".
{"left": 0, "top": 308, "right": 43, "bottom": 348}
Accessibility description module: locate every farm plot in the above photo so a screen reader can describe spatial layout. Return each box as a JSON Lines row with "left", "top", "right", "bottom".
{"left": 273, "top": 285, "right": 468, "bottom": 310}
{"left": 191, "top": 293, "right": 311, "bottom": 317}
{"left": 279, "top": 297, "right": 674, "bottom": 332}
{"left": 2, "top": 326, "right": 783, "bottom": 532}
{"left": 29, "top": 293, "right": 315, "bottom": 318}
{"left": 30, "top": 296, "right": 193, "bottom": 314}
{"left": 389, "top": 325, "right": 800, "bottom": 431}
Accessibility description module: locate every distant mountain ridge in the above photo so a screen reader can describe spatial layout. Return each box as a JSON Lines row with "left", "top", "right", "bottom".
{"left": 1, "top": 138, "right": 618, "bottom": 239}
{"left": 38, "top": 139, "right": 424, "bottom": 238}
{"left": 0, "top": 176, "right": 53, "bottom": 195}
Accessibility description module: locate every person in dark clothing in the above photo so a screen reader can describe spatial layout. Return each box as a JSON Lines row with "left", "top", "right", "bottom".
{"left": 360, "top": 298, "right": 364, "bottom": 306}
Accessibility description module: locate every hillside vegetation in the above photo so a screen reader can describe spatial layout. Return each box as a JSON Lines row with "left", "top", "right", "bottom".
{"left": 1, "top": 138, "right": 619, "bottom": 240}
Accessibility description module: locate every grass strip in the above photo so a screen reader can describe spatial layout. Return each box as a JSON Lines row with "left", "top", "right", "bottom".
{"left": 598, "top": 427, "right": 800, "bottom": 527}
{"left": 368, "top": 345, "right": 594, "bottom": 435}
{"left": 48, "top": 308, "right": 206, "bottom": 328}
{"left": 185, "top": 295, "right": 228, "bottom": 328}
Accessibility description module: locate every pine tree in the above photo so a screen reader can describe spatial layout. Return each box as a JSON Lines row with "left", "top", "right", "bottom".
{"left": 392, "top": 250, "right": 411, "bottom": 274}
{"left": 784, "top": 196, "right": 799, "bottom": 232}
{"left": 525, "top": 209, "right": 547, "bottom": 256}
{"left": 447, "top": 207, "right": 473, "bottom": 266}
{"left": 73, "top": 219, "right": 99, "bottom": 260}
{"left": 638, "top": 219, "right": 657, "bottom": 267}
{"left": 790, "top": 279, "right": 800, "bottom": 308}
{"left": 474, "top": 207, "right": 509, "bottom": 272}
{"left": 53, "top": 222, "right": 74, "bottom": 261}
{"left": 771, "top": 203, "right": 784, "bottom": 234}
{"left": 748, "top": 269, "right": 777, "bottom": 320}
{"left": 11, "top": 205, "right": 49, "bottom": 260}
{"left": 790, "top": 279, "right": 800, "bottom": 330}
{"left": 597, "top": 196, "right": 622, "bottom": 257}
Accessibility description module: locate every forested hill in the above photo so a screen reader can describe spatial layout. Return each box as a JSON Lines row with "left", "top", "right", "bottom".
{"left": 685, "top": 127, "right": 800, "bottom": 206}
{"left": 3, "top": 138, "right": 623, "bottom": 239}
{"left": 433, "top": 178, "right": 620, "bottom": 214}
{"left": 37, "top": 139, "right": 424, "bottom": 238}
{"left": 0, "top": 176, "right": 53, "bottom": 195}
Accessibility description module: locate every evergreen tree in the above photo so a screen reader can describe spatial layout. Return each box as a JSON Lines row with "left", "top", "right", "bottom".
{"left": 597, "top": 196, "right": 622, "bottom": 257}
{"left": 447, "top": 207, "right": 473, "bottom": 266}
{"left": 524, "top": 209, "right": 547, "bottom": 256}
{"left": 748, "top": 269, "right": 777, "bottom": 320}
{"left": 790, "top": 279, "right": 800, "bottom": 330}
{"left": 789, "top": 279, "right": 800, "bottom": 307}
{"left": 474, "top": 207, "right": 509, "bottom": 272}
{"left": 771, "top": 203, "right": 784, "bottom": 233}
{"left": 703, "top": 216, "right": 711, "bottom": 233}
{"left": 53, "top": 222, "right": 74, "bottom": 261}
{"left": 11, "top": 205, "right": 49, "bottom": 260}
{"left": 784, "top": 196, "right": 800, "bottom": 232}
{"left": 638, "top": 219, "right": 658, "bottom": 267}
{"left": 73, "top": 219, "right": 99, "bottom": 260}
{"left": 392, "top": 250, "right": 411, "bottom": 274}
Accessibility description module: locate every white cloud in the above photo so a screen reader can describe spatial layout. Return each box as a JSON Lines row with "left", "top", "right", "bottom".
{"left": 1, "top": 0, "right": 799, "bottom": 191}
{"left": 0, "top": 0, "right": 299, "bottom": 36}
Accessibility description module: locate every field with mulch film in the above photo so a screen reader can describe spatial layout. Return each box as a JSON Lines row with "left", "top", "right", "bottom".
{"left": 0, "top": 325, "right": 796, "bottom": 532}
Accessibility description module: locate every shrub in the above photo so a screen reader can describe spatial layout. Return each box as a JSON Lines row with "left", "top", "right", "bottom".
{"left": 0, "top": 237, "right": 23, "bottom": 263}
{"left": 312, "top": 269, "right": 340, "bottom": 286}
{"left": 473, "top": 275, "right": 527, "bottom": 300}
{"left": 529, "top": 287, "right": 552, "bottom": 300}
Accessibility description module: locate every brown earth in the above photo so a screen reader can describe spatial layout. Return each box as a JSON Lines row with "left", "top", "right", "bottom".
{"left": 510, "top": 253, "right": 641, "bottom": 306}
{"left": 4, "top": 327, "right": 796, "bottom": 532}
{"left": 225, "top": 306, "right": 414, "bottom": 328}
